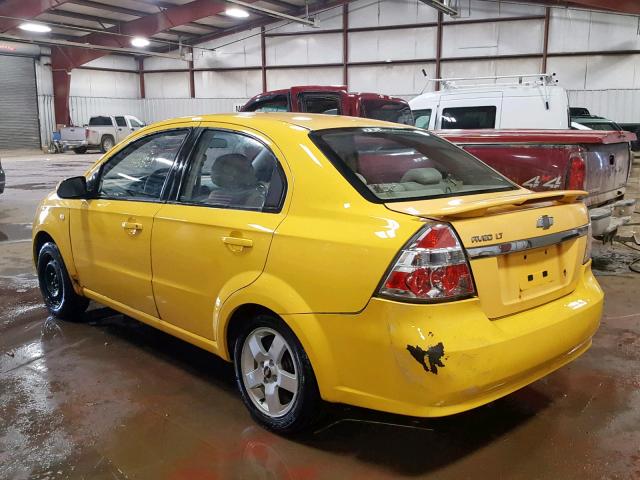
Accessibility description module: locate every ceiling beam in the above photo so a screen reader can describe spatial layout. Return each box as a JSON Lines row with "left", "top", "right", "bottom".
{"left": 182, "top": 0, "right": 347, "bottom": 46}
{"left": 65, "top": 0, "right": 150, "bottom": 18}
{"left": 567, "top": 0, "right": 640, "bottom": 14}
{"left": 0, "top": 0, "right": 74, "bottom": 33}
{"left": 51, "top": 0, "right": 261, "bottom": 69}
{"left": 261, "top": 0, "right": 301, "bottom": 9}
{"left": 528, "top": 0, "right": 640, "bottom": 15}
{"left": 44, "top": 9, "right": 122, "bottom": 27}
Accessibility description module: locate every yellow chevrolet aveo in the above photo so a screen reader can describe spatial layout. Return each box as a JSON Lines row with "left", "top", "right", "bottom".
{"left": 33, "top": 113, "right": 603, "bottom": 433}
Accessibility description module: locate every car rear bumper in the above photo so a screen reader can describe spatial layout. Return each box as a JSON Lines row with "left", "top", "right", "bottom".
{"left": 289, "top": 261, "right": 603, "bottom": 417}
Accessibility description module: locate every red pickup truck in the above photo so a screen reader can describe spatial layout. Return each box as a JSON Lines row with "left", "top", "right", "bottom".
{"left": 240, "top": 85, "right": 414, "bottom": 125}
{"left": 439, "top": 129, "right": 635, "bottom": 208}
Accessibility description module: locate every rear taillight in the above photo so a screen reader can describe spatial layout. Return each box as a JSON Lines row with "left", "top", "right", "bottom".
{"left": 378, "top": 223, "right": 476, "bottom": 302}
{"left": 85, "top": 128, "right": 89, "bottom": 139}
{"left": 567, "top": 152, "right": 586, "bottom": 190}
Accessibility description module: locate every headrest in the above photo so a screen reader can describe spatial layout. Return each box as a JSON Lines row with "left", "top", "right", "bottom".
{"left": 211, "top": 154, "right": 257, "bottom": 189}
{"left": 400, "top": 168, "right": 443, "bottom": 185}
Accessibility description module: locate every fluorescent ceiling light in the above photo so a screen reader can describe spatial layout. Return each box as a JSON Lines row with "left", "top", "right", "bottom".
{"left": 18, "top": 22, "right": 51, "bottom": 33}
{"left": 131, "top": 36, "right": 150, "bottom": 48}
{"left": 225, "top": 7, "right": 250, "bottom": 18}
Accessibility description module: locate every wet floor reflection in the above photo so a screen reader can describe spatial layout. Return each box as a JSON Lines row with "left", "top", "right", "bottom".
{"left": 1, "top": 276, "right": 639, "bottom": 479}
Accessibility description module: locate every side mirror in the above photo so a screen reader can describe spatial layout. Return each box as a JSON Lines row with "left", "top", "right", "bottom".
{"left": 57, "top": 176, "right": 89, "bottom": 199}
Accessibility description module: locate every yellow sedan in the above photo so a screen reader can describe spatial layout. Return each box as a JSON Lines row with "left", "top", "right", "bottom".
{"left": 33, "top": 113, "right": 603, "bottom": 433}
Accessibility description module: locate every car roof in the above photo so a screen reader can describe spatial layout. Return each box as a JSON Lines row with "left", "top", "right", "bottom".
{"left": 155, "top": 112, "right": 411, "bottom": 132}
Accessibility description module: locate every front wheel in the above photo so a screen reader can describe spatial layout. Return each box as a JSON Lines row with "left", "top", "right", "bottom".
{"left": 233, "top": 314, "right": 323, "bottom": 434}
{"left": 37, "top": 242, "right": 89, "bottom": 320}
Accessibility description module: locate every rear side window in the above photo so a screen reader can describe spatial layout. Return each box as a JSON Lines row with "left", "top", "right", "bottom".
{"left": 362, "top": 100, "right": 413, "bottom": 125}
{"left": 89, "top": 116, "right": 112, "bottom": 126}
{"left": 300, "top": 94, "right": 341, "bottom": 115}
{"left": 179, "top": 130, "right": 286, "bottom": 212}
{"left": 440, "top": 106, "right": 496, "bottom": 129}
{"left": 311, "top": 127, "right": 515, "bottom": 202}
{"left": 413, "top": 109, "right": 432, "bottom": 129}
{"left": 115, "top": 116, "right": 126, "bottom": 127}
{"left": 244, "top": 95, "right": 289, "bottom": 112}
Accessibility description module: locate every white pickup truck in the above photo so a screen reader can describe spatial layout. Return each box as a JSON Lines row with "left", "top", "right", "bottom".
{"left": 60, "top": 115, "right": 145, "bottom": 153}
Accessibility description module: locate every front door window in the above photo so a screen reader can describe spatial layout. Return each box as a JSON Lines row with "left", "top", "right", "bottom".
{"left": 98, "top": 130, "right": 188, "bottom": 201}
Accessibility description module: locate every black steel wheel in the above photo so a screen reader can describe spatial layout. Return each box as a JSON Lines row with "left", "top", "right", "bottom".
{"left": 37, "top": 242, "right": 89, "bottom": 320}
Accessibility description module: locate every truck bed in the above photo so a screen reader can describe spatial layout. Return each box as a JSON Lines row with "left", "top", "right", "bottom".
{"left": 437, "top": 129, "right": 636, "bottom": 207}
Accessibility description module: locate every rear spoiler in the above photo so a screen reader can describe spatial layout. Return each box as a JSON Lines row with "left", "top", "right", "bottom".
{"left": 440, "top": 190, "right": 586, "bottom": 218}
{"left": 418, "top": 190, "right": 587, "bottom": 219}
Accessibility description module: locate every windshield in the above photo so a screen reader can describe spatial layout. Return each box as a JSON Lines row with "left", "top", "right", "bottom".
{"left": 310, "top": 128, "right": 516, "bottom": 202}
{"left": 362, "top": 100, "right": 414, "bottom": 125}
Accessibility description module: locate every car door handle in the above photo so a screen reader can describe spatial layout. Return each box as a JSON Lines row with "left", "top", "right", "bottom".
{"left": 222, "top": 236, "right": 253, "bottom": 248}
{"left": 122, "top": 221, "right": 143, "bottom": 234}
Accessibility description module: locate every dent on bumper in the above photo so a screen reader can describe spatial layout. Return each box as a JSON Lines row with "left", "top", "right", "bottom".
{"left": 299, "top": 263, "right": 603, "bottom": 418}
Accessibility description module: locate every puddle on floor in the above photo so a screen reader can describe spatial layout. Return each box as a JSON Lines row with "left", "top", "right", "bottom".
{"left": 7, "top": 182, "right": 56, "bottom": 191}
{"left": 0, "top": 223, "right": 33, "bottom": 242}
{"left": 591, "top": 241, "right": 640, "bottom": 275}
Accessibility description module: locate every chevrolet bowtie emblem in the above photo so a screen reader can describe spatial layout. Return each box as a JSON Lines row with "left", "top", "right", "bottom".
{"left": 536, "top": 215, "right": 554, "bottom": 230}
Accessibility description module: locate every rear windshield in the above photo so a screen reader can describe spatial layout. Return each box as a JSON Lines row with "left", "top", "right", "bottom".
{"left": 362, "top": 100, "right": 414, "bottom": 125}
{"left": 89, "top": 116, "right": 112, "bottom": 126}
{"left": 310, "top": 127, "right": 515, "bottom": 202}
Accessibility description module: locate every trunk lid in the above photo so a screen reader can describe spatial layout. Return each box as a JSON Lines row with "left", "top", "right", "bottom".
{"left": 386, "top": 190, "right": 590, "bottom": 318}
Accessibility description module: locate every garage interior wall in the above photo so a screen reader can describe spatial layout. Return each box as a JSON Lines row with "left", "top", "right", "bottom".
{"left": 33, "top": 0, "right": 640, "bottom": 146}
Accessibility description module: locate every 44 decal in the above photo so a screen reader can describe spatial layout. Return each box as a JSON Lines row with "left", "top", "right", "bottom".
{"left": 522, "top": 175, "right": 562, "bottom": 189}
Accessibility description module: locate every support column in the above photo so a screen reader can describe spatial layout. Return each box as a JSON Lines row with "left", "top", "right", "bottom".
{"left": 261, "top": 26, "right": 267, "bottom": 92}
{"left": 51, "top": 48, "right": 71, "bottom": 126}
{"left": 342, "top": 3, "right": 348, "bottom": 87}
{"left": 138, "top": 57, "right": 146, "bottom": 99}
{"left": 435, "top": 11, "right": 443, "bottom": 91}
{"left": 542, "top": 7, "right": 551, "bottom": 73}
{"left": 188, "top": 47, "right": 195, "bottom": 98}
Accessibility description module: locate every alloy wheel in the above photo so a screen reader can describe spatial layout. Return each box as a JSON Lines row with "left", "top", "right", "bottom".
{"left": 240, "top": 327, "right": 299, "bottom": 418}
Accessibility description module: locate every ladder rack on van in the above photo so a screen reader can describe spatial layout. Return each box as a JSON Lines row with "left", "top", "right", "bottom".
{"left": 421, "top": 72, "right": 558, "bottom": 90}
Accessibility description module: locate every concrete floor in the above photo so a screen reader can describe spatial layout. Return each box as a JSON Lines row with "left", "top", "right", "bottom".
{"left": 1, "top": 151, "right": 639, "bottom": 480}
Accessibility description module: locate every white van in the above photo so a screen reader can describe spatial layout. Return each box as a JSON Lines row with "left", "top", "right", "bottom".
{"left": 409, "top": 74, "right": 570, "bottom": 130}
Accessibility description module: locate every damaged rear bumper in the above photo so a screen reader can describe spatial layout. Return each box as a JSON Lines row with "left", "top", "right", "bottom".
{"left": 298, "top": 262, "right": 603, "bottom": 417}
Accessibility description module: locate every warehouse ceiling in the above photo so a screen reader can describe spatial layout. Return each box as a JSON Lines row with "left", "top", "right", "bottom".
{"left": 0, "top": 0, "right": 333, "bottom": 55}
{"left": 0, "top": 0, "right": 638, "bottom": 61}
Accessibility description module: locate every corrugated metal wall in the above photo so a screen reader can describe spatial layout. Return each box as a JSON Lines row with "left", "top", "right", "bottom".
{"left": 38, "top": 95, "right": 55, "bottom": 148}
{"left": 568, "top": 90, "right": 640, "bottom": 123}
{"left": 0, "top": 55, "right": 40, "bottom": 150}
{"left": 66, "top": 97, "right": 249, "bottom": 127}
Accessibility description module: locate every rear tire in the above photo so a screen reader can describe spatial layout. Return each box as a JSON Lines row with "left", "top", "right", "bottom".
{"left": 100, "top": 135, "right": 115, "bottom": 153}
{"left": 37, "top": 242, "right": 89, "bottom": 320}
{"left": 233, "top": 314, "right": 323, "bottom": 434}
{"left": 73, "top": 147, "right": 87, "bottom": 154}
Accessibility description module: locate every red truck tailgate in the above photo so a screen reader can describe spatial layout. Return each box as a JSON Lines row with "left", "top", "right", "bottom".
{"left": 437, "top": 129, "right": 636, "bottom": 207}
